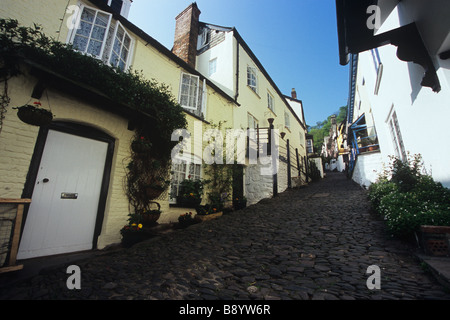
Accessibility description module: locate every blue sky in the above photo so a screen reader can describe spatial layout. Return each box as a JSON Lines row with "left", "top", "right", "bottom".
{"left": 128, "top": 0, "right": 349, "bottom": 128}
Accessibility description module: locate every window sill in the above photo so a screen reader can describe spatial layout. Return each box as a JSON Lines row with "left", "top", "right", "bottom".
{"left": 247, "top": 85, "right": 261, "bottom": 99}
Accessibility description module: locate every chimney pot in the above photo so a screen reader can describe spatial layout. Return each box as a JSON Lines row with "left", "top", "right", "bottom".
{"left": 291, "top": 88, "right": 297, "bottom": 99}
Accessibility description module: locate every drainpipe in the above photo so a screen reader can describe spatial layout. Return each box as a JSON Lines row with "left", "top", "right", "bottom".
{"left": 234, "top": 38, "right": 240, "bottom": 102}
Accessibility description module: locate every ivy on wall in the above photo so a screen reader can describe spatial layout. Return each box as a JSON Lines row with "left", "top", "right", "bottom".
{"left": 0, "top": 19, "right": 187, "bottom": 211}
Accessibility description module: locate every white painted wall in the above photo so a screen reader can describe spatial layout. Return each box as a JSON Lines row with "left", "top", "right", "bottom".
{"left": 356, "top": 43, "right": 450, "bottom": 188}
{"left": 196, "top": 31, "right": 236, "bottom": 98}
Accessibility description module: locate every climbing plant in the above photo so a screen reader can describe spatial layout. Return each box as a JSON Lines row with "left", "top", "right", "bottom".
{"left": 0, "top": 19, "right": 187, "bottom": 212}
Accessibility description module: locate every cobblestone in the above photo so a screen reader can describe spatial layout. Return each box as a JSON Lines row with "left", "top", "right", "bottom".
{"left": 1, "top": 172, "right": 450, "bottom": 300}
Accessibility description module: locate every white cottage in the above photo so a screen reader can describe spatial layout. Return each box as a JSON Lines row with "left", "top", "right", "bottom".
{"left": 336, "top": 0, "right": 450, "bottom": 188}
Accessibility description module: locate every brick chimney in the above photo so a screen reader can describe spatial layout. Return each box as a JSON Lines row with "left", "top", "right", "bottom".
{"left": 172, "top": 3, "right": 201, "bottom": 68}
{"left": 291, "top": 88, "right": 297, "bottom": 100}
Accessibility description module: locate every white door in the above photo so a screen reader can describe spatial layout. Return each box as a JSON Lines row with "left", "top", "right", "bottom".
{"left": 18, "top": 130, "right": 108, "bottom": 259}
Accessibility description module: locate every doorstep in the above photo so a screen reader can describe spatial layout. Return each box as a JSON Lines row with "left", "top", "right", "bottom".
{"left": 416, "top": 253, "right": 450, "bottom": 290}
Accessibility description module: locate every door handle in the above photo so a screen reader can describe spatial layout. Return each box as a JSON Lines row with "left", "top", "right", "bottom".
{"left": 43, "top": 178, "right": 50, "bottom": 183}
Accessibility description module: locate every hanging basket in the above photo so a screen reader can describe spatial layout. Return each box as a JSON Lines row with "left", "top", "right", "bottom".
{"left": 15, "top": 104, "right": 53, "bottom": 127}
{"left": 145, "top": 186, "right": 165, "bottom": 200}
{"left": 131, "top": 140, "right": 152, "bottom": 154}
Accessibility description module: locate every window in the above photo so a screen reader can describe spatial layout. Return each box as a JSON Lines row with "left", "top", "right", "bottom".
{"left": 248, "top": 113, "right": 258, "bottom": 129}
{"left": 170, "top": 157, "right": 202, "bottom": 204}
{"left": 209, "top": 58, "right": 217, "bottom": 76}
{"left": 179, "top": 73, "right": 200, "bottom": 110}
{"left": 109, "top": 22, "right": 132, "bottom": 71}
{"left": 69, "top": 5, "right": 134, "bottom": 70}
{"left": 306, "top": 139, "right": 314, "bottom": 154}
{"left": 179, "top": 73, "right": 206, "bottom": 118}
{"left": 71, "top": 6, "right": 112, "bottom": 59}
{"left": 267, "top": 92, "right": 274, "bottom": 113}
{"left": 247, "top": 66, "right": 258, "bottom": 93}
{"left": 388, "top": 110, "right": 406, "bottom": 161}
{"left": 200, "top": 28, "right": 210, "bottom": 47}
{"left": 371, "top": 48, "right": 381, "bottom": 72}
{"left": 284, "top": 111, "right": 290, "bottom": 129}
{"left": 371, "top": 48, "right": 383, "bottom": 94}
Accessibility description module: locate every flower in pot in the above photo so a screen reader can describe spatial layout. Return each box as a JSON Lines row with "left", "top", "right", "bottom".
{"left": 131, "top": 136, "right": 152, "bottom": 154}
{"left": 120, "top": 223, "right": 144, "bottom": 248}
{"left": 177, "top": 178, "right": 204, "bottom": 208}
{"left": 233, "top": 196, "right": 247, "bottom": 210}
{"left": 14, "top": 101, "right": 53, "bottom": 126}
{"left": 178, "top": 212, "right": 197, "bottom": 228}
{"left": 140, "top": 209, "right": 161, "bottom": 228}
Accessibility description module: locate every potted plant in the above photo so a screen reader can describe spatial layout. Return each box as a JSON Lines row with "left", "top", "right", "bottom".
{"left": 177, "top": 212, "right": 197, "bottom": 228}
{"left": 14, "top": 101, "right": 53, "bottom": 126}
{"left": 177, "top": 178, "right": 205, "bottom": 208}
{"left": 194, "top": 204, "right": 223, "bottom": 222}
{"left": 233, "top": 196, "right": 247, "bottom": 210}
{"left": 120, "top": 213, "right": 146, "bottom": 247}
{"left": 140, "top": 208, "right": 161, "bottom": 228}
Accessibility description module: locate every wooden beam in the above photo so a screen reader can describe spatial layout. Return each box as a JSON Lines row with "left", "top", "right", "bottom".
{"left": 0, "top": 199, "right": 32, "bottom": 204}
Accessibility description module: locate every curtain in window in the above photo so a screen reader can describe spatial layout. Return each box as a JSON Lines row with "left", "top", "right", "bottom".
{"left": 73, "top": 8, "right": 111, "bottom": 58}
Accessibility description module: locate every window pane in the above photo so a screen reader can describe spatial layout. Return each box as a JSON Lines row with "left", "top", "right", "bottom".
{"left": 76, "top": 20, "right": 93, "bottom": 37}
{"left": 123, "top": 35, "right": 131, "bottom": 49}
{"left": 72, "top": 35, "right": 88, "bottom": 51}
{"left": 96, "top": 12, "right": 110, "bottom": 27}
{"left": 81, "top": 8, "right": 95, "bottom": 23}
{"left": 87, "top": 39, "right": 103, "bottom": 56}
{"left": 91, "top": 25, "right": 106, "bottom": 41}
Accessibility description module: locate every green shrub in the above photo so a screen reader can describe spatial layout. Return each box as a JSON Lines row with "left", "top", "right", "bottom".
{"left": 368, "top": 182, "right": 397, "bottom": 212}
{"left": 368, "top": 154, "right": 450, "bottom": 239}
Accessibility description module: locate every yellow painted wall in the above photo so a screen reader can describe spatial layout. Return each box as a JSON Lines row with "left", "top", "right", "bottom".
{"left": 234, "top": 42, "right": 307, "bottom": 171}
{"left": 0, "top": 67, "right": 135, "bottom": 248}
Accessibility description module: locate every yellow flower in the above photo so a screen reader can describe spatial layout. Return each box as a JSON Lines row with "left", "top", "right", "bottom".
{"left": 190, "top": 193, "right": 194, "bottom": 196}
{"left": 138, "top": 224, "right": 143, "bottom": 229}
{"left": 131, "top": 223, "right": 137, "bottom": 227}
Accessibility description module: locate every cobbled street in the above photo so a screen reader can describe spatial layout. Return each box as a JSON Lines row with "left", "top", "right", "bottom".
{"left": 1, "top": 172, "right": 449, "bottom": 300}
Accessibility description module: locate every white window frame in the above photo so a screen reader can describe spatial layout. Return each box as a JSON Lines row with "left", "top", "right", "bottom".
{"left": 108, "top": 21, "right": 133, "bottom": 71}
{"left": 179, "top": 72, "right": 200, "bottom": 111}
{"left": 386, "top": 107, "right": 407, "bottom": 161}
{"left": 209, "top": 58, "right": 217, "bottom": 76}
{"left": 68, "top": 4, "right": 112, "bottom": 60}
{"left": 267, "top": 91, "right": 275, "bottom": 113}
{"left": 200, "top": 28, "right": 210, "bottom": 47}
{"left": 248, "top": 113, "right": 258, "bottom": 129}
{"left": 247, "top": 65, "right": 258, "bottom": 93}
{"left": 169, "top": 154, "right": 202, "bottom": 204}
{"left": 284, "top": 111, "right": 291, "bottom": 129}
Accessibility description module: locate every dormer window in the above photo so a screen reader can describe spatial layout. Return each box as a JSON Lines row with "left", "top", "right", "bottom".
{"left": 104, "top": 0, "right": 132, "bottom": 18}
{"left": 71, "top": 6, "right": 112, "bottom": 59}
{"left": 68, "top": 5, "right": 134, "bottom": 71}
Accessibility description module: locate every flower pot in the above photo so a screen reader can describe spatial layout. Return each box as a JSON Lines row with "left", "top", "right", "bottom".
{"left": 177, "top": 196, "right": 201, "bottom": 208}
{"left": 121, "top": 232, "right": 145, "bottom": 248}
{"left": 233, "top": 199, "right": 247, "bottom": 210}
{"left": 194, "top": 211, "right": 223, "bottom": 222}
{"left": 420, "top": 225, "right": 450, "bottom": 256}
{"left": 16, "top": 105, "right": 53, "bottom": 126}
{"left": 141, "top": 211, "right": 161, "bottom": 227}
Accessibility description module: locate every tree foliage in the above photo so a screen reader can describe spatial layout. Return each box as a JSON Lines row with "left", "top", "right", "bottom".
{"left": 308, "top": 106, "right": 347, "bottom": 153}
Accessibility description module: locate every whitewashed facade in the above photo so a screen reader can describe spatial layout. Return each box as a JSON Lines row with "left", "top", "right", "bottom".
{"left": 339, "top": 0, "right": 450, "bottom": 188}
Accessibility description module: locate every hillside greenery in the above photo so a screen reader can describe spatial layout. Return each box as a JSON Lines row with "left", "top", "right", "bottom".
{"left": 308, "top": 106, "right": 347, "bottom": 153}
